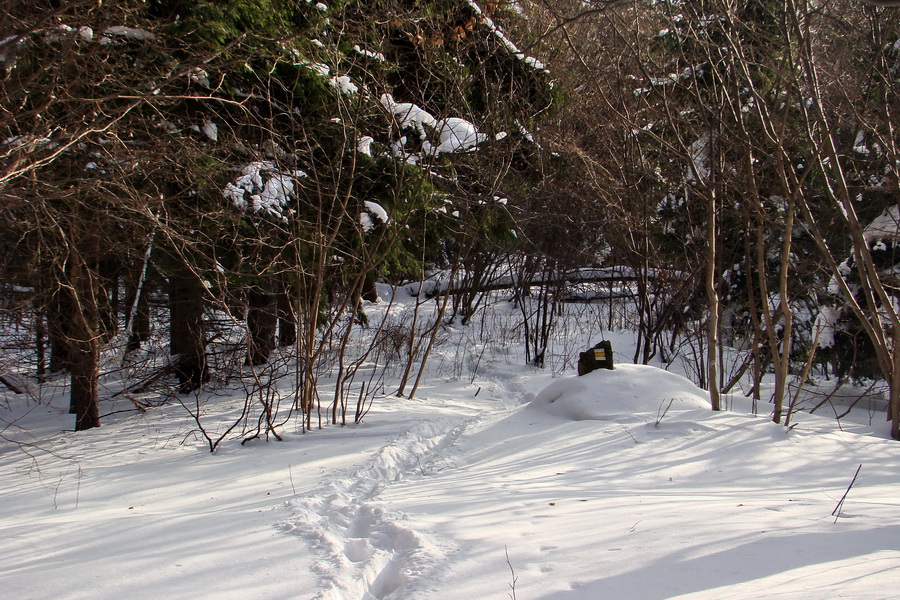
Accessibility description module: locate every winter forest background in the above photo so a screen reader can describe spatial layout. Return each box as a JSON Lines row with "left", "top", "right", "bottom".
{"left": 4, "top": 0, "right": 900, "bottom": 440}
{"left": 6, "top": 1, "right": 900, "bottom": 598}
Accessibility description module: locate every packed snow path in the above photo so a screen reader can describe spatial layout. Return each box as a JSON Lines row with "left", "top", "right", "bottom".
{"left": 276, "top": 417, "right": 471, "bottom": 599}
{"left": 275, "top": 367, "right": 538, "bottom": 599}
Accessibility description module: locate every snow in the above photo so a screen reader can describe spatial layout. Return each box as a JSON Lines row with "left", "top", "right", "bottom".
{"left": 100, "top": 26, "right": 156, "bottom": 44}
{"left": 189, "top": 67, "right": 211, "bottom": 88}
{"left": 306, "top": 62, "right": 331, "bottom": 78}
{"left": 328, "top": 75, "right": 358, "bottom": 95}
{"left": 688, "top": 134, "right": 711, "bottom": 183}
{"left": 863, "top": 204, "right": 900, "bottom": 243}
{"left": 364, "top": 200, "right": 389, "bottom": 224}
{"left": 224, "top": 161, "right": 306, "bottom": 219}
{"left": 357, "top": 135, "right": 374, "bottom": 156}
{"left": 853, "top": 131, "right": 871, "bottom": 156}
{"left": 381, "top": 94, "right": 437, "bottom": 132}
{"left": 2, "top": 293, "right": 900, "bottom": 599}
{"left": 813, "top": 304, "right": 841, "bottom": 348}
{"left": 465, "top": 0, "right": 549, "bottom": 74}
{"left": 353, "top": 45, "right": 385, "bottom": 62}
{"left": 3, "top": 135, "right": 57, "bottom": 155}
{"left": 201, "top": 120, "right": 218, "bottom": 142}
{"left": 59, "top": 24, "right": 95, "bottom": 42}
{"left": 636, "top": 64, "right": 707, "bottom": 96}
{"left": 532, "top": 364, "right": 709, "bottom": 421}
{"left": 423, "top": 117, "right": 488, "bottom": 155}
{"left": 381, "top": 94, "right": 486, "bottom": 156}
{"left": 360, "top": 201, "right": 389, "bottom": 232}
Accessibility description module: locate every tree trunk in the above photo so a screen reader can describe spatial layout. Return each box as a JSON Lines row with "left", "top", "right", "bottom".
{"left": 277, "top": 283, "right": 297, "bottom": 348}
{"left": 246, "top": 281, "right": 277, "bottom": 366}
{"left": 124, "top": 267, "right": 151, "bottom": 353}
{"left": 892, "top": 327, "right": 900, "bottom": 440}
{"left": 98, "top": 259, "right": 118, "bottom": 342}
{"left": 124, "top": 235, "right": 155, "bottom": 354}
{"left": 706, "top": 187, "right": 721, "bottom": 411}
{"left": 169, "top": 265, "right": 207, "bottom": 393}
{"left": 34, "top": 301, "right": 46, "bottom": 380}
{"left": 70, "top": 331, "right": 101, "bottom": 431}
{"left": 771, "top": 198, "right": 795, "bottom": 424}
{"left": 127, "top": 293, "right": 150, "bottom": 353}
{"left": 47, "top": 289, "right": 73, "bottom": 373}
{"left": 68, "top": 238, "right": 102, "bottom": 431}
{"left": 361, "top": 271, "right": 379, "bottom": 303}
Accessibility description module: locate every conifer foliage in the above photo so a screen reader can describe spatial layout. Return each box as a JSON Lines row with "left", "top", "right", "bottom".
{"left": 0, "top": 0, "right": 555, "bottom": 431}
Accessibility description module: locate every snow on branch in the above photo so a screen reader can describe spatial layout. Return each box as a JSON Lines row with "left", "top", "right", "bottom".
{"left": 464, "top": 0, "right": 550, "bottom": 75}
{"left": 380, "top": 94, "right": 487, "bottom": 157}
{"left": 224, "top": 161, "right": 307, "bottom": 220}
{"left": 360, "top": 201, "right": 390, "bottom": 232}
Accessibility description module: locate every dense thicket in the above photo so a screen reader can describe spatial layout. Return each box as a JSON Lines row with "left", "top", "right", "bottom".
{"left": 0, "top": 0, "right": 557, "bottom": 435}
{"left": 519, "top": 0, "right": 900, "bottom": 436}
{"left": 2, "top": 0, "right": 900, "bottom": 439}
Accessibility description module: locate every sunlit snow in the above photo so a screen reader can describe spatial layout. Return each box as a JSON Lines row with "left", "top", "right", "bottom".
{"left": 1, "top": 289, "right": 898, "bottom": 600}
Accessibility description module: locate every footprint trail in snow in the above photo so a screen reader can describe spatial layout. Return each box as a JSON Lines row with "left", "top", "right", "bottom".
{"left": 276, "top": 417, "right": 471, "bottom": 599}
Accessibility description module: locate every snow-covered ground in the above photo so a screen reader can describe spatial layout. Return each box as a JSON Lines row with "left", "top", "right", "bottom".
{"left": 2, "top": 291, "right": 899, "bottom": 599}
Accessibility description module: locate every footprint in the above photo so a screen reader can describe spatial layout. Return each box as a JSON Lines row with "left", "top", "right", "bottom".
{"left": 343, "top": 539, "right": 374, "bottom": 563}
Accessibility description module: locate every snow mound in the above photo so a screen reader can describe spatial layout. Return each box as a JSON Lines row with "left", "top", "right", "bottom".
{"left": 531, "top": 363, "right": 710, "bottom": 421}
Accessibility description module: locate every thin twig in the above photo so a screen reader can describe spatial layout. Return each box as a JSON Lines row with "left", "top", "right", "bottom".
{"left": 505, "top": 546, "right": 518, "bottom": 600}
{"left": 655, "top": 399, "right": 674, "bottom": 427}
{"left": 0, "top": 375, "right": 24, "bottom": 394}
{"left": 832, "top": 464, "right": 862, "bottom": 523}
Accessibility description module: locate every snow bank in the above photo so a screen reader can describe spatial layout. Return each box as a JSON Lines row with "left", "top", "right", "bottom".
{"left": 531, "top": 363, "right": 710, "bottom": 420}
